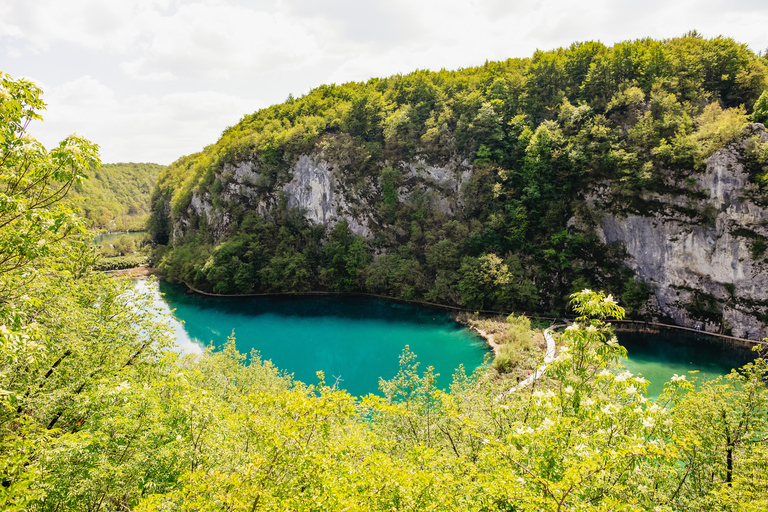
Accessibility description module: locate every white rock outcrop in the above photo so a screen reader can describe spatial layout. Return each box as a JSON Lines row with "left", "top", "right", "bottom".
{"left": 282, "top": 155, "right": 372, "bottom": 237}
{"left": 595, "top": 128, "right": 768, "bottom": 339}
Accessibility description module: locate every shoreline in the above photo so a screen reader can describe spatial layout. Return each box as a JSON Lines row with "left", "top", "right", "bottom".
{"left": 132, "top": 268, "right": 763, "bottom": 350}
{"left": 453, "top": 321, "right": 502, "bottom": 358}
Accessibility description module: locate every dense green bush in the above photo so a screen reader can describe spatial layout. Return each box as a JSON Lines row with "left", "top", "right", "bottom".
{"left": 93, "top": 255, "right": 148, "bottom": 271}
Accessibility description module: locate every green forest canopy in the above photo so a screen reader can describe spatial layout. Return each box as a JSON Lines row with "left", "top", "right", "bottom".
{"left": 70, "top": 162, "right": 164, "bottom": 231}
{"left": 150, "top": 33, "right": 768, "bottom": 320}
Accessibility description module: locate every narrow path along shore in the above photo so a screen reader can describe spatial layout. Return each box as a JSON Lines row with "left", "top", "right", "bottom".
{"left": 497, "top": 324, "right": 562, "bottom": 400}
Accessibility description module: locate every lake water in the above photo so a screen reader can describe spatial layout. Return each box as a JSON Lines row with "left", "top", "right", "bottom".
{"left": 617, "top": 329, "right": 757, "bottom": 397}
{"left": 138, "top": 279, "right": 491, "bottom": 396}
{"left": 137, "top": 279, "right": 758, "bottom": 398}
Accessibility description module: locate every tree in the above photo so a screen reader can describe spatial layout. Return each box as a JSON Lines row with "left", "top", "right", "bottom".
{"left": 753, "top": 89, "right": 768, "bottom": 125}
{"left": 0, "top": 71, "right": 100, "bottom": 287}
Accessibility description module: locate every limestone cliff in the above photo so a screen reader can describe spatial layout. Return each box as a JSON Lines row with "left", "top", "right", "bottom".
{"left": 174, "top": 148, "right": 471, "bottom": 244}
{"left": 592, "top": 125, "right": 768, "bottom": 339}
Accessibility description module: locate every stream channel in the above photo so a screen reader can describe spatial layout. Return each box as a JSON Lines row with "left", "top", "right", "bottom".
{"left": 137, "top": 279, "right": 757, "bottom": 397}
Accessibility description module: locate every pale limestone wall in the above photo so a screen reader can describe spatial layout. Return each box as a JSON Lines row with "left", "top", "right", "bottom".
{"left": 176, "top": 153, "right": 472, "bottom": 243}
{"left": 596, "top": 127, "right": 768, "bottom": 339}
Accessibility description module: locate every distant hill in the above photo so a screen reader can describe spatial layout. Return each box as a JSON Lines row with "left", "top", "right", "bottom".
{"left": 71, "top": 162, "right": 164, "bottom": 231}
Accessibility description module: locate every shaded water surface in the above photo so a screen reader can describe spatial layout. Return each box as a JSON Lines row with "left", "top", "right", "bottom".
{"left": 150, "top": 280, "right": 491, "bottom": 396}
{"left": 619, "top": 329, "right": 757, "bottom": 397}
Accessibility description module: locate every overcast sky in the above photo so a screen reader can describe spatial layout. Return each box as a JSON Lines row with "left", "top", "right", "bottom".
{"left": 2, "top": 0, "right": 767, "bottom": 165}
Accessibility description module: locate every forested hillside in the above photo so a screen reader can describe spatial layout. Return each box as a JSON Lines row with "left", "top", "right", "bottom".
{"left": 71, "top": 162, "right": 164, "bottom": 231}
{"left": 149, "top": 33, "right": 768, "bottom": 325}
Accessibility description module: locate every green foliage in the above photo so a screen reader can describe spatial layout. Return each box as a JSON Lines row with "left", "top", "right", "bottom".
{"left": 69, "top": 162, "right": 164, "bottom": 231}
{"left": 753, "top": 89, "right": 768, "bottom": 125}
{"left": 492, "top": 313, "right": 535, "bottom": 373}
{"left": 684, "top": 290, "right": 722, "bottom": 326}
{"left": 93, "top": 254, "right": 148, "bottom": 271}
{"left": 750, "top": 235, "right": 767, "bottom": 259}
{"left": 0, "top": 72, "right": 99, "bottom": 279}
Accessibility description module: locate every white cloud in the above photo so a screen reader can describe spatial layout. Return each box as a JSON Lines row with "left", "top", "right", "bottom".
{"left": 4, "top": 0, "right": 768, "bottom": 164}
{"left": 29, "top": 75, "right": 261, "bottom": 164}
{"left": 120, "top": 3, "right": 321, "bottom": 82}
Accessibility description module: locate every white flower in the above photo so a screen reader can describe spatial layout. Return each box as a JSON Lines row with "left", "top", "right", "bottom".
{"left": 634, "top": 376, "right": 647, "bottom": 384}
{"left": 614, "top": 371, "right": 633, "bottom": 382}
{"left": 638, "top": 484, "right": 649, "bottom": 493}
{"left": 601, "top": 404, "right": 615, "bottom": 415}
{"left": 598, "top": 369, "right": 612, "bottom": 377}
{"left": 642, "top": 417, "right": 655, "bottom": 428}
{"left": 115, "top": 381, "right": 131, "bottom": 392}
{"left": 671, "top": 374, "right": 686, "bottom": 382}
{"left": 584, "top": 398, "right": 595, "bottom": 406}
{"left": 540, "top": 418, "right": 555, "bottom": 430}
{"left": 563, "top": 386, "right": 574, "bottom": 394}
{"left": 605, "top": 294, "right": 616, "bottom": 305}
{"left": 634, "top": 407, "right": 643, "bottom": 413}
{"left": 516, "top": 426, "right": 534, "bottom": 435}
{"left": 176, "top": 434, "right": 182, "bottom": 441}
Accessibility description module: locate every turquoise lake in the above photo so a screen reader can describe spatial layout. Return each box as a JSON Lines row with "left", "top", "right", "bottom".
{"left": 139, "top": 280, "right": 491, "bottom": 396}
{"left": 616, "top": 330, "right": 756, "bottom": 397}
{"left": 138, "top": 279, "right": 757, "bottom": 398}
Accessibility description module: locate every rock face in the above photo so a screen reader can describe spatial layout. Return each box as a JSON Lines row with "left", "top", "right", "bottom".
{"left": 594, "top": 126, "right": 768, "bottom": 339}
{"left": 174, "top": 153, "right": 470, "bottom": 242}
{"left": 282, "top": 155, "right": 372, "bottom": 237}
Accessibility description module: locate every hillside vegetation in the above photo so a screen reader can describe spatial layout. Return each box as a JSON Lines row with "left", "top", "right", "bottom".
{"left": 71, "top": 162, "right": 164, "bottom": 231}
{"left": 149, "top": 33, "right": 768, "bottom": 318}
